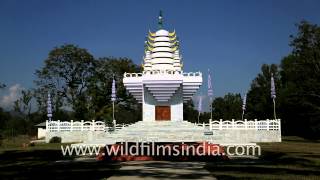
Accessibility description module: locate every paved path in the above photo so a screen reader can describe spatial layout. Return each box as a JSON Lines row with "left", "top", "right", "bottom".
{"left": 108, "top": 161, "right": 216, "bottom": 180}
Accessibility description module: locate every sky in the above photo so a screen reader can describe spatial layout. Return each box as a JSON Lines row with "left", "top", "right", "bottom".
{"left": 1, "top": 0, "right": 320, "bottom": 110}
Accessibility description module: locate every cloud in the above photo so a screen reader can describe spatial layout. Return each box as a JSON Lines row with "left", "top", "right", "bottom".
{"left": 0, "top": 84, "right": 23, "bottom": 110}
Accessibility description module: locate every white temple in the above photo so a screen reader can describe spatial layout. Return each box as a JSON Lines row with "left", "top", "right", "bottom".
{"left": 123, "top": 15, "right": 202, "bottom": 122}
{"left": 44, "top": 13, "right": 281, "bottom": 145}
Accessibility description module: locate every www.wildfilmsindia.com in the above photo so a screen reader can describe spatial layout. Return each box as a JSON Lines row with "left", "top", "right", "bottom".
{"left": 61, "top": 142, "right": 261, "bottom": 157}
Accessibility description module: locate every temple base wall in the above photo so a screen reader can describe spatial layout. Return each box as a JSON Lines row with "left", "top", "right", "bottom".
{"left": 45, "top": 131, "right": 107, "bottom": 143}
{"left": 45, "top": 129, "right": 281, "bottom": 143}
{"left": 211, "top": 130, "right": 281, "bottom": 143}
{"left": 143, "top": 85, "right": 183, "bottom": 122}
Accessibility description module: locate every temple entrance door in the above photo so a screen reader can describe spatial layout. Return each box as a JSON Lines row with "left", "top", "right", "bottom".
{"left": 155, "top": 106, "right": 171, "bottom": 121}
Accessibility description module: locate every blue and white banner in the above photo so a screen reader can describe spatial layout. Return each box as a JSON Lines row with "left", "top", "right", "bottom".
{"left": 198, "top": 96, "right": 202, "bottom": 112}
{"left": 47, "top": 93, "right": 52, "bottom": 120}
{"left": 111, "top": 78, "right": 116, "bottom": 102}
{"left": 242, "top": 93, "right": 247, "bottom": 111}
{"left": 271, "top": 73, "right": 276, "bottom": 99}
{"left": 207, "top": 69, "right": 213, "bottom": 101}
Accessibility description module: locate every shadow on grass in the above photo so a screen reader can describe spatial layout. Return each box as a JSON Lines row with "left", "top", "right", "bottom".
{"left": 205, "top": 150, "right": 320, "bottom": 179}
{"left": 109, "top": 161, "right": 213, "bottom": 179}
{"left": 0, "top": 149, "right": 120, "bottom": 180}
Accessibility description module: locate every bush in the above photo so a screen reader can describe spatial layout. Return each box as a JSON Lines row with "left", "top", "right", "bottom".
{"left": 49, "top": 136, "right": 61, "bottom": 143}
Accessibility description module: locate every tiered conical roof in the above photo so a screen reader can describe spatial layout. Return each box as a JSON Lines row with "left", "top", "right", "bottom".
{"left": 143, "top": 29, "right": 182, "bottom": 71}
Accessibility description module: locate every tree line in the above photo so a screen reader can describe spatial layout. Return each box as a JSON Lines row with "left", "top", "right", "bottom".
{"left": 0, "top": 21, "right": 319, "bottom": 139}
{"left": 199, "top": 21, "right": 320, "bottom": 139}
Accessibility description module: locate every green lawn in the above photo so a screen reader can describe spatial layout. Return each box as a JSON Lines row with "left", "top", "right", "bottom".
{"left": 0, "top": 136, "right": 319, "bottom": 179}
{"left": 205, "top": 136, "right": 320, "bottom": 179}
{"left": 0, "top": 136, "right": 120, "bottom": 179}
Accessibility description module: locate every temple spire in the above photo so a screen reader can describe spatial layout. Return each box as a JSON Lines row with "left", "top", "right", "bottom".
{"left": 158, "top": 10, "right": 163, "bottom": 29}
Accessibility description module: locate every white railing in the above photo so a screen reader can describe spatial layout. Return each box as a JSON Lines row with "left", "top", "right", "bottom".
{"left": 46, "top": 120, "right": 131, "bottom": 132}
{"left": 196, "top": 119, "right": 281, "bottom": 131}
{"left": 182, "top": 72, "right": 202, "bottom": 77}
{"left": 124, "top": 71, "right": 202, "bottom": 77}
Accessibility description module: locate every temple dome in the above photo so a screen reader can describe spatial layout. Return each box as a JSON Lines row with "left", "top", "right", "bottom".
{"left": 155, "top": 29, "right": 169, "bottom": 36}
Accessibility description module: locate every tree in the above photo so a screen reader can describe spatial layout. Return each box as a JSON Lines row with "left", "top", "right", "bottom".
{"left": 13, "top": 89, "right": 33, "bottom": 117}
{"left": 246, "top": 21, "right": 320, "bottom": 139}
{"left": 35, "top": 44, "right": 95, "bottom": 120}
{"left": 184, "top": 100, "right": 198, "bottom": 123}
{"left": 211, "top": 93, "right": 242, "bottom": 120}
{"left": 246, "top": 64, "right": 281, "bottom": 119}
{"left": 87, "top": 57, "right": 141, "bottom": 123}
{"left": 0, "top": 83, "right": 5, "bottom": 89}
{"left": 279, "top": 21, "right": 320, "bottom": 138}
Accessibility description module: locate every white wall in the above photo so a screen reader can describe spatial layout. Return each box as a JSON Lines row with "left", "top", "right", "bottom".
{"left": 143, "top": 85, "right": 183, "bottom": 121}
{"left": 37, "top": 128, "right": 46, "bottom": 139}
{"left": 170, "top": 86, "right": 183, "bottom": 121}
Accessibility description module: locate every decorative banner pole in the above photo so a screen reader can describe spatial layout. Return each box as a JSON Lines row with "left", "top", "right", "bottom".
{"left": 47, "top": 92, "right": 52, "bottom": 121}
{"left": 158, "top": 10, "right": 163, "bottom": 29}
{"left": 111, "top": 77, "right": 116, "bottom": 125}
{"left": 242, "top": 93, "right": 247, "bottom": 120}
{"left": 207, "top": 69, "right": 213, "bottom": 120}
{"left": 197, "top": 96, "right": 202, "bottom": 124}
{"left": 271, "top": 73, "right": 277, "bottom": 119}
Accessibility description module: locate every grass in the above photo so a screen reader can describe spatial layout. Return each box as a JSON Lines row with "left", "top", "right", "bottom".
{"left": 205, "top": 136, "right": 320, "bottom": 179}
{"left": 0, "top": 136, "right": 120, "bottom": 179}
{"left": 0, "top": 136, "right": 319, "bottom": 179}
{"left": 0, "top": 135, "right": 62, "bottom": 151}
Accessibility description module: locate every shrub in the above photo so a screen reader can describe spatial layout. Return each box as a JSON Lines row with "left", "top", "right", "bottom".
{"left": 49, "top": 136, "right": 61, "bottom": 143}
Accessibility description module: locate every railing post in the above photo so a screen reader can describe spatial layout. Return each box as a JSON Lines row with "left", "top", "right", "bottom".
{"left": 244, "top": 119, "right": 247, "bottom": 129}
{"left": 202, "top": 122, "right": 205, "bottom": 128}
{"left": 70, "top": 120, "right": 73, "bottom": 131}
{"left": 81, "top": 120, "right": 84, "bottom": 131}
{"left": 57, "top": 120, "right": 60, "bottom": 132}
{"left": 266, "top": 119, "right": 269, "bottom": 131}
{"left": 209, "top": 119, "right": 212, "bottom": 131}
{"left": 232, "top": 119, "right": 235, "bottom": 129}
{"left": 92, "top": 120, "right": 95, "bottom": 131}
{"left": 113, "top": 119, "right": 116, "bottom": 128}
{"left": 278, "top": 119, "right": 281, "bottom": 131}
{"left": 255, "top": 119, "right": 258, "bottom": 130}
{"left": 46, "top": 120, "right": 48, "bottom": 132}
{"left": 219, "top": 119, "right": 223, "bottom": 130}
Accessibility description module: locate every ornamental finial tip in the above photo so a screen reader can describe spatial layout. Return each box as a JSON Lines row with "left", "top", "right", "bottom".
{"left": 158, "top": 10, "right": 163, "bottom": 29}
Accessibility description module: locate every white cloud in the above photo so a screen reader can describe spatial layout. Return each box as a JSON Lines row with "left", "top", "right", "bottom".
{"left": 0, "top": 84, "right": 23, "bottom": 110}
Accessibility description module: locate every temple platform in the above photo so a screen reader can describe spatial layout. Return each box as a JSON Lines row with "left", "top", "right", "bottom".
{"left": 82, "top": 121, "right": 212, "bottom": 145}
{"left": 46, "top": 119, "right": 281, "bottom": 145}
